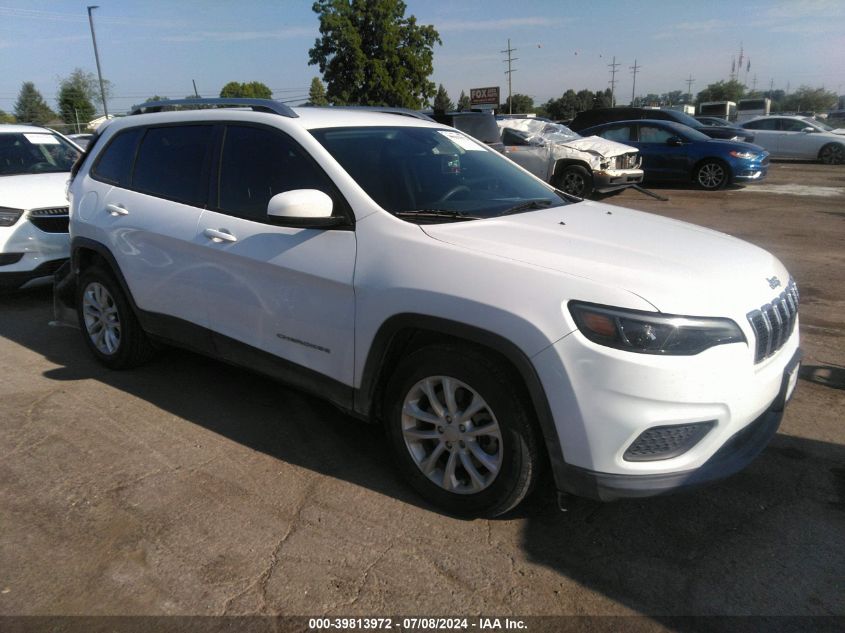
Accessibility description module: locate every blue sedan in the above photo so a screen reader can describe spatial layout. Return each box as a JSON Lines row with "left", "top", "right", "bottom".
{"left": 579, "top": 119, "right": 769, "bottom": 190}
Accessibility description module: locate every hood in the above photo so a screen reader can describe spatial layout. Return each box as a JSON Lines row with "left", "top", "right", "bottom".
{"left": 421, "top": 202, "right": 789, "bottom": 317}
{"left": 829, "top": 128, "right": 845, "bottom": 135}
{"left": 0, "top": 172, "right": 71, "bottom": 210}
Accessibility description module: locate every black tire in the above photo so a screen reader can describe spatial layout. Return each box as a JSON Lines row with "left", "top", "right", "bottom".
{"left": 818, "top": 143, "right": 845, "bottom": 165}
{"left": 76, "top": 266, "right": 155, "bottom": 369}
{"left": 384, "top": 344, "right": 540, "bottom": 517}
{"left": 694, "top": 159, "right": 730, "bottom": 190}
{"left": 556, "top": 165, "right": 593, "bottom": 198}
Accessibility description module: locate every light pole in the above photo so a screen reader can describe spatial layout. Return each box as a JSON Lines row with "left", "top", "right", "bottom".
{"left": 87, "top": 5, "right": 109, "bottom": 118}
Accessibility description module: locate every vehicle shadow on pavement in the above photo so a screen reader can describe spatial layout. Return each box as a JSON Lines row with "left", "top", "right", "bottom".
{"left": 2, "top": 287, "right": 844, "bottom": 622}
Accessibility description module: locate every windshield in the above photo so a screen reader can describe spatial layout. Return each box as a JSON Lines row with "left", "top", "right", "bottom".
{"left": 0, "top": 132, "right": 81, "bottom": 176}
{"left": 311, "top": 126, "right": 568, "bottom": 221}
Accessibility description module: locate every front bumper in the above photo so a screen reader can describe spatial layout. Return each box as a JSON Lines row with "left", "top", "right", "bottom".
{"left": 0, "top": 216, "right": 70, "bottom": 290}
{"left": 556, "top": 348, "right": 800, "bottom": 500}
{"left": 593, "top": 168, "right": 644, "bottom": 193}
{"left": 532, "top": 317, "right": 800, "bottom": 500}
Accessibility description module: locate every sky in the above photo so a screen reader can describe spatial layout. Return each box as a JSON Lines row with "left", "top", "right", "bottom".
{"left": 1, "top": 0, "right": 844, "bottom": 115}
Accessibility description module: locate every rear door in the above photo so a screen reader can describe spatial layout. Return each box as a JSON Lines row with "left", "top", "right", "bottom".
{"left": 90, "top": 124, "right": 215, "bottom": 328}
{"left": 777, "top": 118, "right": 821, "bottom": 158}
{"left": 743, "top": 118, "right": 782, "bottom": 155}
{"left": 632, "top": 123, "right": 690, "bottom": 180}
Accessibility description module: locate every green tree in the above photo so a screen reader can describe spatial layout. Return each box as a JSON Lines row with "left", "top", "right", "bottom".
{"left": 695, "top": 79, "right": 745, "bottom": 105}
{"left": 219, "top": 81, "right": 273, "bottom": 99}
{"left": 308, "top": 0, "right": 441, "bottom": 108}
{"left": 594, "top": 88, "right": 613, "bottom": 109}
{"left": 433, "top": 84, "right": 453, "bottom": 112}
{"left": 57, "top": 73, "right": 96, "bottom": 129}
{"left": 502, "top": 93, "right": 533, "bottom": 114}
{"left": 574, "top": 89, "right": 594, "bottom": 113}
{"left": 782, "top": 85, "right": 837, "bottom": 113}
{"left": 14, "top": 82, "right": 56, "bottom": 124}
{"left": 543, "top": 89, "right": 578, "bottom": 121}
{"left": 308, "top": 77, "right": 328, "bottom": 106}
{"left": 457, "top": 90, "right": 470, "bottom": 111}
{"left": 0, "top": 109, "right": 15, "bottom": 123}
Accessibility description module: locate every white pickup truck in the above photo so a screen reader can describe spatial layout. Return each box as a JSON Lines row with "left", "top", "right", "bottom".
{"left": 498, "top": 118, "right": 644, "bottom": 198}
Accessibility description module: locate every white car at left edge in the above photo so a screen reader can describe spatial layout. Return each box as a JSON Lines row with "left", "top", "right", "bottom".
{"left": 0, "top": 124, "right": 81, "bottom": 291}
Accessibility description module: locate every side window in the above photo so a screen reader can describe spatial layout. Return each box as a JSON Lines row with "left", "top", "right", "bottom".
{"left": 217, "top": 125, "right": 340, "bottom": 222}
{"left": 133, "top": 125, "right": 214, "bottom": 207}
{"left": 638, "top": 125, "right": 673, "bottom": 143}
{"left": 600, "top": 125, "right": 632, "bottom": 142}
{"left": 781, "top": 119, "right": 808, "bottom": 132}
{"left": 91, "top": 128, "right": 142, "bottom": 186}
{"left": 745, "top": 118, "right": 779, "bottom": 131}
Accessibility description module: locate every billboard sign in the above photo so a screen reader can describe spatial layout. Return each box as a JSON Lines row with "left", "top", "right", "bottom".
{"left": 470, "top": 86, "right": 500, "bottom": 107}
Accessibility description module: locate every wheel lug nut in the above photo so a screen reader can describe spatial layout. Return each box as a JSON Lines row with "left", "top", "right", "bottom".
{"left": 446, "top": 442, "right": 452, "bottom": 449}
{"left": 446, "top": 416, "right": 452, "bottom": 423}
{"left": 437, "top": 426, "right": 444, "bottom": 433}
{"left": 458, "top": 424, "right": 466, "bottom": 432}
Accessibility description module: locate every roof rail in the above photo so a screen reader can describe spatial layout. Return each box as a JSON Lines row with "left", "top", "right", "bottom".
{"left": 129, "top": 98, "right": 298, "bottom": 118}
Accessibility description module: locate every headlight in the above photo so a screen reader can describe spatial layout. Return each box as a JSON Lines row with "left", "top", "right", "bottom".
{"left": 729, "top": 150, "right": 757, "bottom": 159}
{"left": 0, "top": 207, "right": 24, "bottom": 227}
{"left": 569, "top": 301, "right": 746, "bottom": 355}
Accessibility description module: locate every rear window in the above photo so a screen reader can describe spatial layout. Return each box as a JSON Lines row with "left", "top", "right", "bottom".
{"left": 133, "top": 125, "right": 214, "bottom": 207}
{"left": 91, "top": 128, "right": 142, "bottom": 187}
{"left": 448, "top": 116, "right": 501, "bottom": 144}
{"left": 0, "top": 132, "right": 80, "bottom": 176}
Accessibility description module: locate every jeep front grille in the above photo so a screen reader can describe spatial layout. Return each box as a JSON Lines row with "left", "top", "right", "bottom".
{"left": 28, "top": 206, "right": 69, "bottom": 233}
{"left": 747, "top": 279, "right": 799, "bottom": 363}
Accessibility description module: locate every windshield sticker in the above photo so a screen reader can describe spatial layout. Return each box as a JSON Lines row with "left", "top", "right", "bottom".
{"left": 24, "top": 134, "right": 60, "bottom": 145}
{"left": 438, "top": 130, "right": 485, "bottom": 151}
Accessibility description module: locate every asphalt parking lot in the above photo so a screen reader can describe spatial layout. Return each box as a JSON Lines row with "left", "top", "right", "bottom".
{"left": 1, "top": 162, "right": 843, "bottom": 628}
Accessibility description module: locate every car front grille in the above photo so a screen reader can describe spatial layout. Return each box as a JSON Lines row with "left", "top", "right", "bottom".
{"left": 614, "top": 153, "right": 641, "bottom": 169}
{"left": 623, "top": 421, "right": 716, "bottom": 461}
{"left": 747, "top": 279, "right": 799, "bottom": 363}
{"left": 28, "top": 206, "right": 69, "bottom": 233}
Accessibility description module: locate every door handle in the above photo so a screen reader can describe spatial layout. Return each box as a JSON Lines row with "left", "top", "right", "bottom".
{"left": 203, "top": 228, "right": 238, "bottom": 243}
{"left": 106, "top": 203, "right": 129, "bottom": 216}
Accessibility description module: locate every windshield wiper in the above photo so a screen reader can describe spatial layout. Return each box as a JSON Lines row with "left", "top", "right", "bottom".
{"left": 498, "top": 198, "right": 556, "bottom": 216}
{"left": 393, "top": 209, "right": 483, "bottom": 222}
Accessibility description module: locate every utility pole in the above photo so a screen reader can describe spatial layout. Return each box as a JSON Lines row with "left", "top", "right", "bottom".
{"left": 685, "top": 74, "right": 695, "bottom": 104}
{"left": 769, "top": 78, "right": 774, "bottom": 96}
{"left": 501, "top": 39, "right": 518, "bottom": 114}
{"left": 630, "top": 59, "right": 641, "bottom": 106}
{"left": 607, "top": 56, "right": 620, "bottom": 107}
{"left": 751, "top": 75, "right": 758, "bottom": 92}
{"left": 87, "top": 6, "right": 108, "bottom": 118}
{"left": 192, "top": 79, "right": 200, "bottom": 98}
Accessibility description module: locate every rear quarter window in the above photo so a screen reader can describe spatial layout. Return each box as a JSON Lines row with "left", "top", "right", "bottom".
{"left": 91, "top": 128, "right": 142, "bottom": 187}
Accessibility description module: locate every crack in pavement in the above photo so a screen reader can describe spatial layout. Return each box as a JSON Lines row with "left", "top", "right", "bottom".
{"left": 326, "top": 543, "right": 395, "bottom": 613}
{"left": 219, "top": 478, "right": 319, "bottom": 616}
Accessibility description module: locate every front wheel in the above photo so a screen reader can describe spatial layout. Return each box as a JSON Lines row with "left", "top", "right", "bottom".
{"left": 385, "top": 345, "right": 540, "bottom": 517}
{"left": 695, "top": 160, "right": 729, "bottom": 190}
{"left": 819, "top": 143, "right": 845, "bottom": 165}
{"left": 77, "top": 266, "right": 155, "bottom": 369}
{"left": 556, "top": 165, "right": 593, "bottom": 198}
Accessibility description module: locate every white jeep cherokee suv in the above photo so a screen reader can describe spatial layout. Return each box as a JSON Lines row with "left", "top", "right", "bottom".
{"left": 62, "top": 99, "right": 800, "bottom": 517}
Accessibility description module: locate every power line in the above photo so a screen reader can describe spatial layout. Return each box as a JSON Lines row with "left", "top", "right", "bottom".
{"left": 501, "top": 38, "right": 518, "bottom": 114}
{"left": 608, "top": 56, "right": 620, "bottom": 107}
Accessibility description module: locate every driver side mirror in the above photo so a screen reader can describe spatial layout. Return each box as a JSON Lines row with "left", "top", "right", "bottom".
{"left": 666, "top": 136, "right": 684, "bottom": 146}
{"left": 801, "top": 127, "right": 816, "bottom": 133}
{"left": 267, "top": 189, "right": 344, "bottom": 228}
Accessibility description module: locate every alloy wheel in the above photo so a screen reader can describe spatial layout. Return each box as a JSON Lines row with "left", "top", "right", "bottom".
{"left": 82, "top": 282, "right": 121, "bottom": 355}
{"left": 697, "top": 162, "right": 726, "bottom": 189}
{"left": 401, "top": 375, "right": 503, "bottom": 494}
